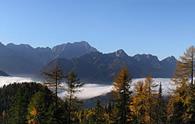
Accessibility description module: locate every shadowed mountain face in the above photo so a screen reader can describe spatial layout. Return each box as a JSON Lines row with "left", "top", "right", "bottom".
{"left": 0, "top": 43, "right": 52, "bottom": 75}
{"left": 0, "top": 41, "right": 176, "bottom": 83}
{"left": 52, "top": 41, "right": 97, "bottom": 59}
{"left": 44, "top": 51, "right": 177, "bottom": 84}
{"left": 0, "top": 70, "right": 9, "bottom": 76}
{"left": 0, "top": 41, "right": 97, "bottom": 75}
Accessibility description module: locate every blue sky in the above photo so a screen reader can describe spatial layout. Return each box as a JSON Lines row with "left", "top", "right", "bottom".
{"left": 0, "top": 0, "right": 195, "bottom": 59}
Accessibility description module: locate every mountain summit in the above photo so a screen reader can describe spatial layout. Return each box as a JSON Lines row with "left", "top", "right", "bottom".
{"left": 115, "top": 49, "right": 128, "bottom": 57}
{"left": 52, "top": 41, "right": 98, "bottom": 59}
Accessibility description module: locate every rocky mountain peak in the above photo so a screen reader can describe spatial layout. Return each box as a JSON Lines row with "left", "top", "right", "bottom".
{"left": 115, "top": 49, "right": 128, "bottom": 57}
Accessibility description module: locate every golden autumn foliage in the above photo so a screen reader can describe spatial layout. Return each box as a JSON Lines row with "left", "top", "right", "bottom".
{"left": 130, "top": 76, "right": 158, "bottom": 124}
{"left": 27, "top": 105, "right": 39, "bottom": 124}
{"left": 112, "top": 67, "right": 132, "bottom": 124}
{"left": 168, "top": 46, "right": 195, "bottom": 123}
{"left": 174, "top": 46, "right": 195, "bottom": 85}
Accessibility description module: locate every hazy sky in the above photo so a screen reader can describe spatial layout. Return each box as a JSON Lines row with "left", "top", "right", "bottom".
{"left": 0, "top": 0, "right": 195, "bottom": 59}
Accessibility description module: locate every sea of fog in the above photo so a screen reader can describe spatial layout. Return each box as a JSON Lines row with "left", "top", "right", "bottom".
{"left": 0, "top": 76, "right": 176, "bottom": 99}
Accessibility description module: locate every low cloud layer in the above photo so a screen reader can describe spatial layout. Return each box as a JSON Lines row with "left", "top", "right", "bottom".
{"left": 0, "top": 76, "right": 35, "bottom": 87}
{"left": 0, "top": 76, "right": 174, "bottom": 99}
{"left": 58, "top": 78, "right": 175, "bottom": 99}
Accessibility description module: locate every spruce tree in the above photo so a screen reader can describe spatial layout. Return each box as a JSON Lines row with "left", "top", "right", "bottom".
{"left": 156, "top": 82, "right": 166, "bottom": 124}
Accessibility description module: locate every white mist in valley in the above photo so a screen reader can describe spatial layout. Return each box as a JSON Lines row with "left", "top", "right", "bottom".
{"left": 0, "top": 76, "right": 35, "bottom": 87}
{"left": 58, "top": 84, "right": 113, "bottom": 99}
{"left": 0, "top": 76, "right": 175, "bottom": 99}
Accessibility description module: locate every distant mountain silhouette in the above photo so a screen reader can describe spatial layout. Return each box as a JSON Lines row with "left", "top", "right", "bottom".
{"left": 0, "top": 43, "right": 52, "bottom": 75}
{"left": 0, "top": 70, "right": 9, "bottom": 76}
{"left": 0, "top": 41, "right": 177, "bottom": 83}
{"left": 0, "top": 41, "right": 97, "bottom": 75}
{"left": 44, "top": 50, "right": 177, "bottom": 83}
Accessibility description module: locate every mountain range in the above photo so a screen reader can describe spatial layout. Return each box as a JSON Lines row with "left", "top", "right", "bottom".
{"left": 0, "top": 41, "right": 177, "bottom": 83}
{"left": 0, "top": 41, "right": 96, "bottom": 75}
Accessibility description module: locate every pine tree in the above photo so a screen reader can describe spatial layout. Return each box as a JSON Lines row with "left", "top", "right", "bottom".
{"left": 112, "top": 67, "right": 132, "bottom": 124}
{"left": 65, "top": 71, "right": 84, "bottom": 124}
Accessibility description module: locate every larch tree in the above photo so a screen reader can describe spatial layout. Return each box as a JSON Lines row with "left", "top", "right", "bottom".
{"left": 43, "top": 65, "right": 64, "bottom": 107}
{"left": 130, "top": 81, "right": 147, "bottom": 124}
{"left": 130, "top": 76, "right": 158, "bottom": 124}
{"left": 65, "top": 71, "right": 84, "bottom": 124}
{"left": 27, "top": 92, "right": 50, "bottom": 124}
{"left": 168, "top": 46, "right": 195, "bottom": 123}
{"left": 174, "top": 46, "right": 195, "bottom": 85}
{"left": 156, "top": 82, "right": 166, "bottom": 124}
{"left": 167, "top": 78, "right": 190, "bottom": 124}
{"left": 112, "top": 67, "right": 132, "bottom": 124}
{"left": 145, "top": 76, "right": 158, "bottom": 124}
